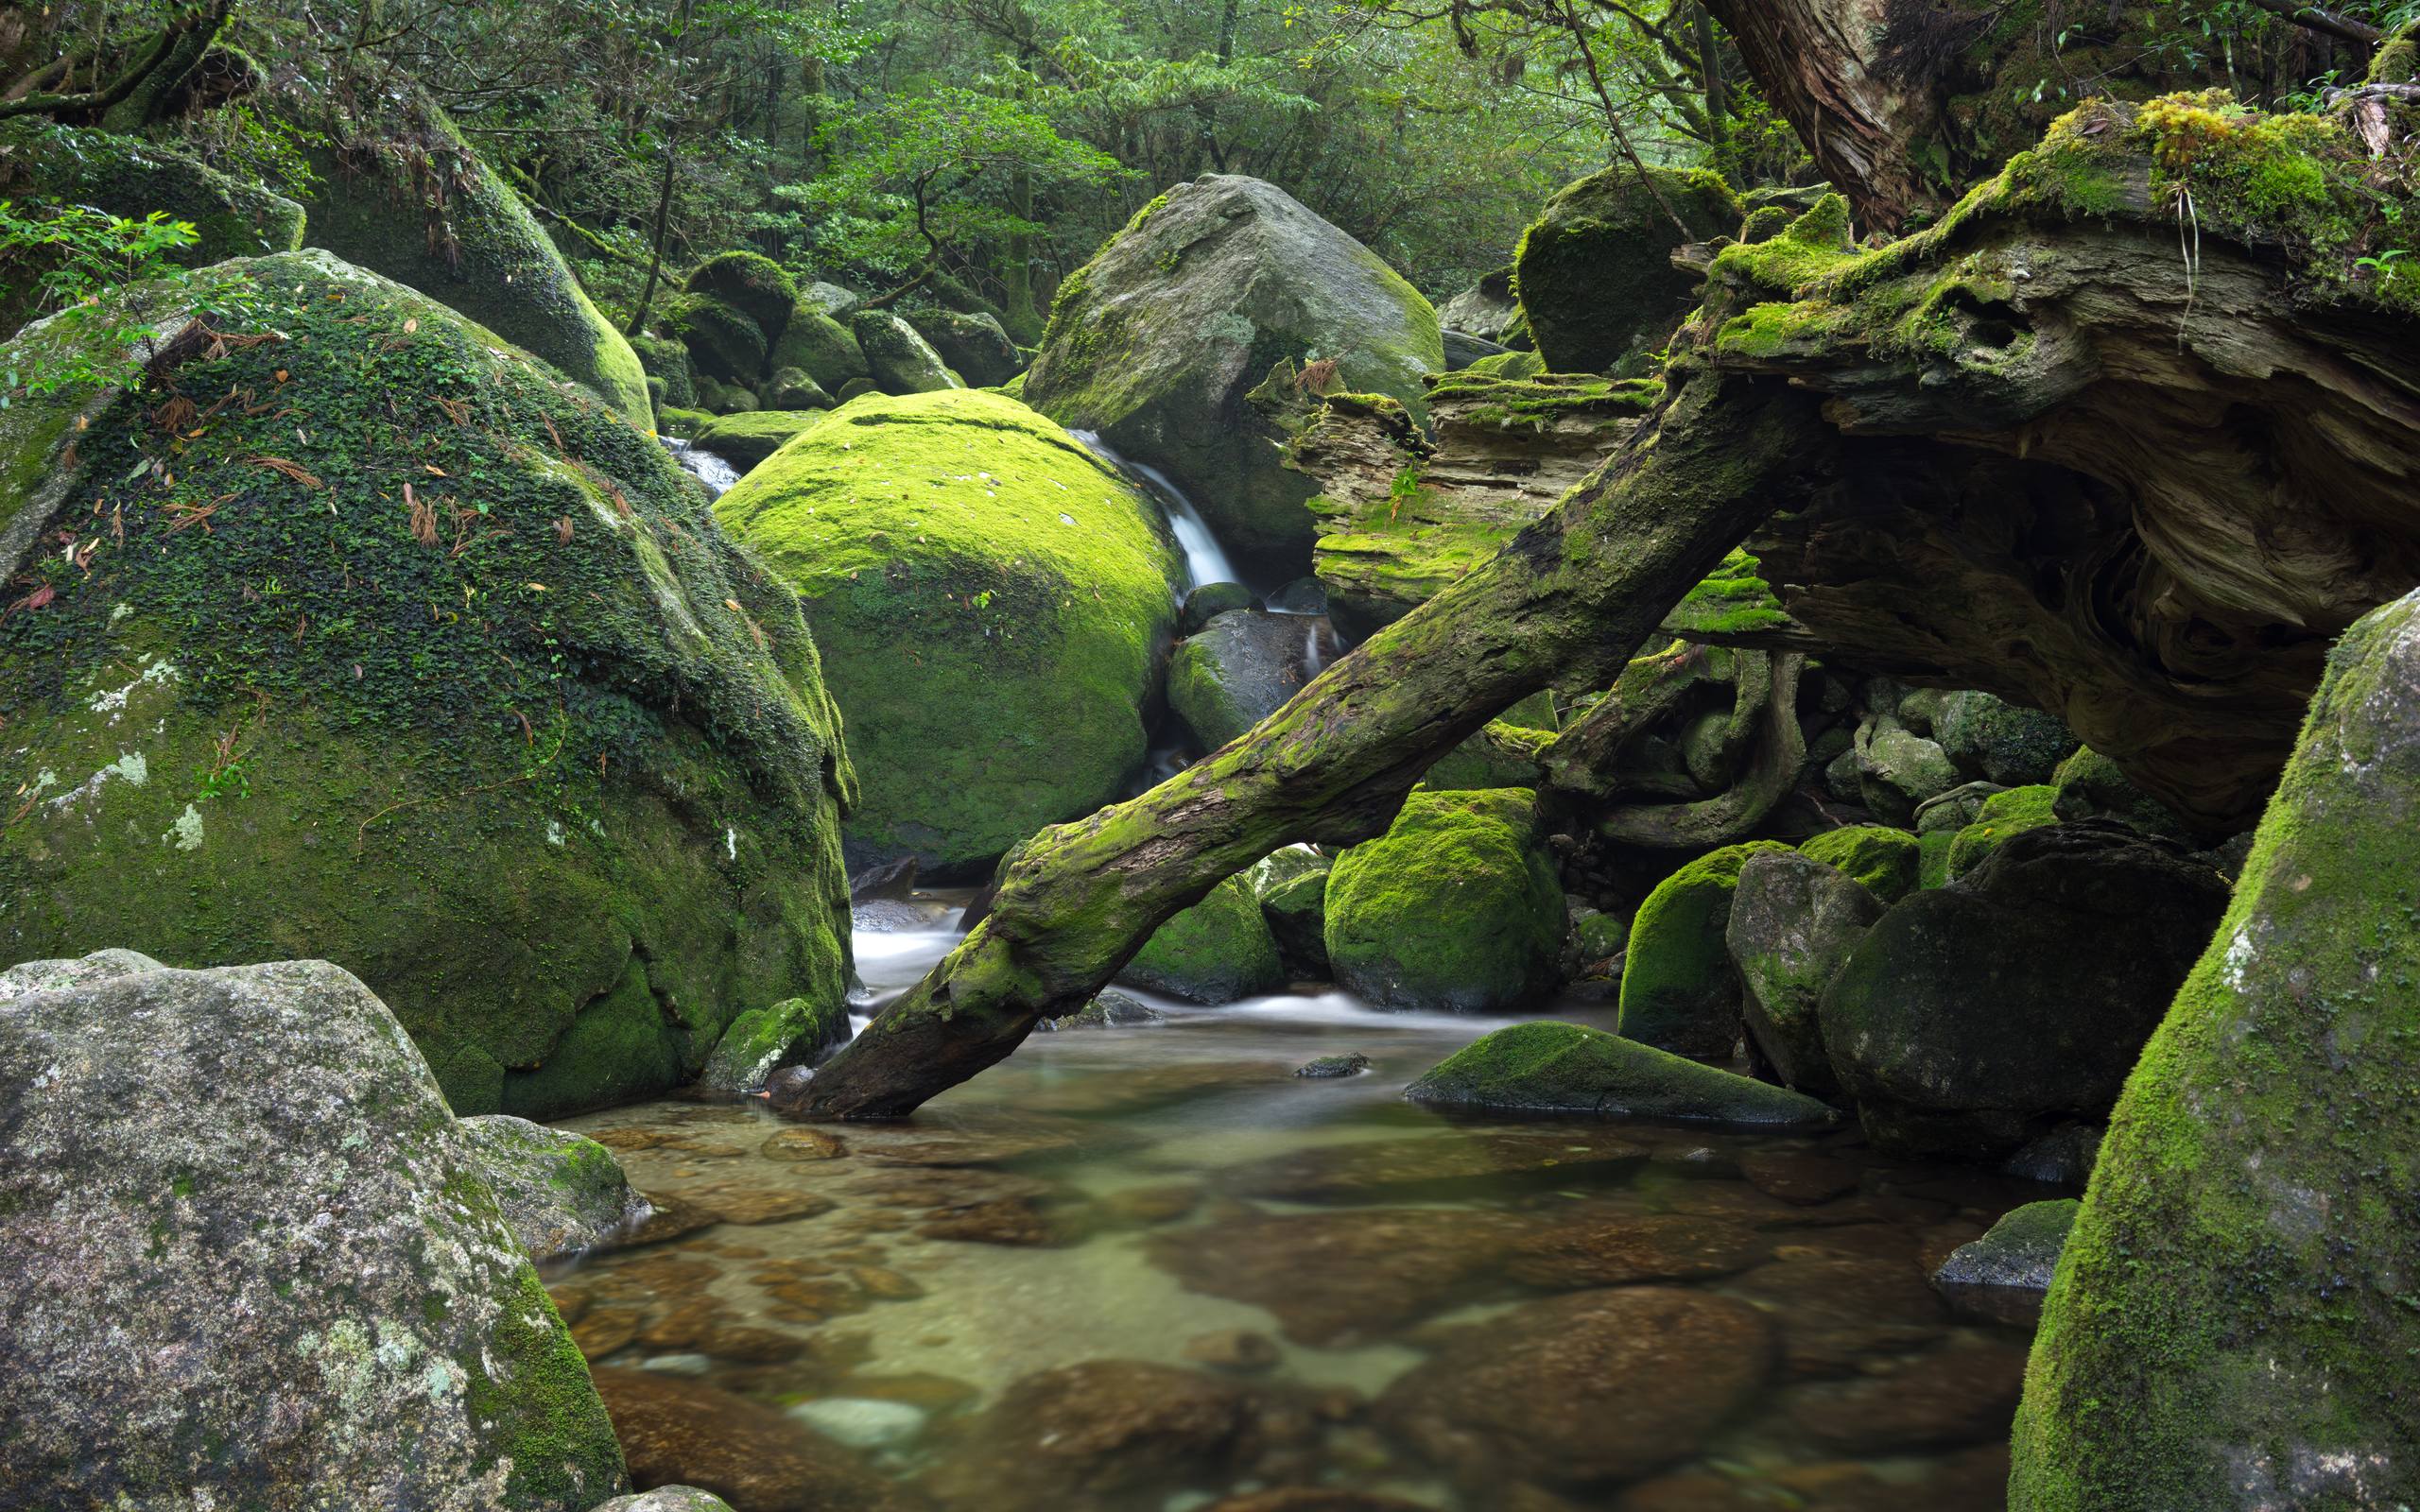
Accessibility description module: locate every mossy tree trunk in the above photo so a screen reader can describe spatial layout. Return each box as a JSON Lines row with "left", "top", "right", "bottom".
{"left": 796, "top": 369, "right": 1830, "bottom": 1117}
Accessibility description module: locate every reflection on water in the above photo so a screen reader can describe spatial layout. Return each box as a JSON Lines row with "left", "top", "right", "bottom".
{"left": 553, "top": 898, "right": 2041, "bottom": 1511}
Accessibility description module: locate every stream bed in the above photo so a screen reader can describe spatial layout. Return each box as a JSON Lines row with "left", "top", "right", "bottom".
{"left": 551, "top": 895, "right": 2044, "bottom": 1511}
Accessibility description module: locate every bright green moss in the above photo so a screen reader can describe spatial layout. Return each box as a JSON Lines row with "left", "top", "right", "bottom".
{"left": 1664, "top": 546, "right": 1796, "bottom": 639}
{"left": 683, "top": 250, "right": 798, "bottom": 339}
{"left": 1945, "top": 783, "right": 2061, "bottom": 879}
{"left": 1617, "top": 840, "right": 1794, "bottom": 1057}
{"left": 459, "top": 1263, "right": 627, "bottom": 1503}
{"left": 2011, "top": 591, "right": 2420, "bottom": 1508}
{"left": 765, "top": 304, "right": 870, "bottom": 393}
{"left": 1405, "top": 1019, "right": 1840, "bottom": 1126}
{"left": 1706, "top": 194, "right": 1865, "bottom": 297}
{"left": 1800, "top": 824, "right": 1921, "bottom": 903}
{"left": 1117, "top": 873, "right": 1284, "bottom": 1004}
{"left": 712, "top": 387, "right": 1177, "bottom": 878}
{"left": 690, "top": 409, "right": 831, "bottom": 466}
{"left": 0, "top": 253, "right": 853, "bottom": 1120}
{"left": 1325, "top": 787, "right": 1564, "bottom": 1012}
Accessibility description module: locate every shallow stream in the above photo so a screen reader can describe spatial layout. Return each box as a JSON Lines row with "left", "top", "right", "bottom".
{"left": 551, "top": 895, "right": 2041, "bottom": 1511}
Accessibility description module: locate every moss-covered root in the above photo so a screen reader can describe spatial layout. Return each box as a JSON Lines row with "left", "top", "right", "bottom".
{"left": 2011, "top": 588, "right": 2420, "bottom": 1510}
{"left": 792, "top": 370, "right": 1833, "bottom": 1119}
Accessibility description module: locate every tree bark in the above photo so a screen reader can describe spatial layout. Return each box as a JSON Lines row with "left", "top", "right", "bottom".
{"left": 794, "top": 369, "right": 1830, "bottom": 1118}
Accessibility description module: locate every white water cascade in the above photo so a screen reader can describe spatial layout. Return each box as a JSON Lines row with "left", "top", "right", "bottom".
{"left": 1066, "top": 428, "right": 1246, "bottom": 593}
{"left": 659, "top": 436, "right": 741, "bottom": 497}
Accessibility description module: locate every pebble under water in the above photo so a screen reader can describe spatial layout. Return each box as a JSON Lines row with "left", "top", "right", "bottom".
{"left": 552, "top": 893, "right": 2046, "bottom": 1511}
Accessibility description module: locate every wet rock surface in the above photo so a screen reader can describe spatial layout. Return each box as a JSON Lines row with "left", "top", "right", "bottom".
{"left": 595, "top": 1368, "right": 921, "bottom": 1512}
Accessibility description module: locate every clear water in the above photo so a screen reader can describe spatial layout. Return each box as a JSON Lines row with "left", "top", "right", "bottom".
{"left": 661, "top": 436, "right": 742, "bottom": 497}
{"left": 1067, "top": 428, "right": 1248, "bottom": 593}
{"left": 551, "top": 896, "right": 2043, "bottom": 1510}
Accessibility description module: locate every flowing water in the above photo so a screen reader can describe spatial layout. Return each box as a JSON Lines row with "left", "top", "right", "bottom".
{"left": 551, "top": 895, "right": 2046, "bottom": 1511}
{"left": 663, "top": 436, "right": 743, "bottom": 497}
{"left": 1069, "top": 428, "right": 1248, "bottom": 593}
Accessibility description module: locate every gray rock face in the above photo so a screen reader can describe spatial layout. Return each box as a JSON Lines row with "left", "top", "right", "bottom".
{"left": 1025, "top": 174, "right": 1444, "bottom": 570}
{"left": 909, "top": 308, "right": 1024, "bottom": 387}
{"left": 0, "top": 954, "right": 627, "bottom": 1510}
{"left": 1819, "top": 821, "right": 2229, "bottom": 1157}
{"left": 1726, "top": 851, "right": 1882, "bottom": 1095}
{"left": 849, "top": 309, "right": 961, "bottom": 394}
{"left": 1934, "top": 690, "right": 2076, "bottom": 786}
{"left": 1169, "top": 609, "right": 1340, "bottom": 750}
{"left": 590, "top": 1488, "right": 738, "bottom": 1512}
{"left": 1934, "top": 1198, "right": 2079, "bottom": 1324}
{"left": 1437, "top": 266, "right": 1521, "bottom": 343}
{"left": 1854, "top": 713, "right": 1962, "bottom": 823}
{"left": 1181, "top": 579, "right": 1258, "bottom": 634}
{"left": 455, "top": 1114, "right": 648, "bottom": 1263}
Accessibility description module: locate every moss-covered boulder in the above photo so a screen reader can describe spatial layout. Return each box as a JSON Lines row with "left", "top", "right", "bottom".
{"left": 1616, "top": 840, "right": 1794, "bottom": 1057}
{"left": 298, "top": 90, "right": 651, "bottom": 426}
{"left": 455, "top": 1113, "right": 644, "bottom": 1263}
{"left": 1167, "top": 608, "right": 1336, "bottom": 750}
{"left": 1324, "top": 788, "right": 1564, "bottom": 1012}
{"left": 1725, "top": 850, "right": 1882, "bottom": 1095}
{"left": 0, "top": 953, "right": 628, "bottom": 1507}
{"left": 1800, "top": 824, "right": 1921, "bottom": 903}
{"left": 851, "top": 309, "right": 960, "bottom": 394}
{"left": 1258, "top": 860, "right": 1332, "bottom": 979}
{"left": 768, "top": 304, "right": 871, "bottom": 394}
{"left": 1406, "top": 1020, "right": 1841, "bottom": 1128}
{"left": 696, "top": 992, "right": 849, "bottom": 1094}
{"left": 762, "top": 368, "right": 831, "bottom": 411}
{"left": 909, "top": 308, "right": 1024, "bottom": 387}
{"left": 683, "top": 250, "right": 796, "bottom": 343}
{"left": 0, "top": 251, "right": 854, "bottom": 1120}
{"left": 2013, "top": 588, "right": 2420, "bottom": 1508}
{"left": 1853, "top": 713, "right": 1962, "bottom": 824}
{"left": 1934, "top": 1197, "right": 2077, "bottom": 1325}
{"left": 1512, "top": 164, "right": 1741, "bottom": 374}
{"left": 1933, "top": 689, "right": 2076, "bottom": 786}
{"left": 630, "top": 334, "right": 697, "bottom": 413}
{"left": 1820, "top": 822, "right": 2227, "bottom": 1158}
{"left": 668, "top": 294, "right": 769, "bottom": 386}
{"left": 1946, "top": 783, "right": 2059, "bottom": 879}
{"left": 690, "top": 409, "right": 830, "bottom": 467}
{"left": 1115, "top": 874, "right": 1285, "bottom": 1004}
{"left": 1025, "top": 175, "right": 1444, "bottom": 572}
{"left": 711, "top": 387, "right": 1177, "bottom": 878}
{"left": 2049, "top": 746, "right": 2193, "bottom": 838}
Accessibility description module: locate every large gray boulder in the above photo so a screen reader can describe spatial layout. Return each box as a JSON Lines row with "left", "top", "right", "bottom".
{"left": 0, "top": 953, "right": 627, "bottom": 1509}
{"left": 1819, "top": 821, "right": 2229, "bottom": 1157}
{"left": 1168, "top": 609, "right": 1340, "bottom": 749}
{"left": 1726, "top": 850, "right": 1882, "bottom": 1094}
{"left": 1025, "top": 175, "right": 1444, "bottom": 571}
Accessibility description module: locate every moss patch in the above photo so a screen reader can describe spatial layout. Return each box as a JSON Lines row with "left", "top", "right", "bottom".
{"left": 1800, "top": 824, "right": 1921, "bottom": 903}
{"left": 1616, "top": 840, "right": 1793, "bottom": 1057}
{"left": 1115, "top": 874, "right": 1284, "bottom": 1005}
{"left": 1324, "top": 787, "right": 1564, "bottom": 1012}
{"left": 1947, "top": 783, "right": 2060, "bottom": 879}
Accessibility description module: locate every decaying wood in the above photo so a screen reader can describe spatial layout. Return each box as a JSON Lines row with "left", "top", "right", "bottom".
{"left": 795, "top": 372, "right": 1831, "bottom": 1118}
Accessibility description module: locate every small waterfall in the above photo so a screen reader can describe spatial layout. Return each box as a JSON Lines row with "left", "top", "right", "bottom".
{"left": 660, "top": 436, "right": 741, "bottom": 498}
{"left": 1067, "top": 428, "right": 1245, "bottom": 593}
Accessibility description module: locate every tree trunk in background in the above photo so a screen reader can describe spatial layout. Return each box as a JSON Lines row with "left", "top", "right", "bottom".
{"left": 795, "top": 371, "right": 1829, "bottom": 1117}
{"left": 1700, "top": 0, "right": 1941, "bottom": 229}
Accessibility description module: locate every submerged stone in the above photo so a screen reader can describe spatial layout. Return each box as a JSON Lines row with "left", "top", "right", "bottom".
{"left": 594, "top": 1367, "right": 915, "bottom": 1512}
{"left": 0, "top": 954, "right": 627, "bottom": 1509}
{"left": 1405, "top": 1021, "right": 1841, "bottom": 1129}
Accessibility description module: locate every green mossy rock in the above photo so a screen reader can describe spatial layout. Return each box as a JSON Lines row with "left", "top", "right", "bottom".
{"left": 767, "top": 304, "right": 872, "bottom": 393}
{"left": 1167, "top": 609, "right": 1332, "bottom": 750}
{"left": 0, "top": 252, "right": 854, "bottom": 1120}
{"left": 0, "top": 120, "right": 303, "bottom": 336}
{"left": 691, "top": 409, "right": 832, "bottom": 467}
{"left": 1617, "top": 840, "right": 1794, "bottom": 1058}
{"left": 909, "top": 308, "right": 1024, "bottom": 387}
{"left": 1181, "top": 580, "right": 1257, "bottom": 633}
{"left": 0, "top": 954, "right": 628, "bottom": 1508}
{"left": 2014, "top": 590, "right": 2420, "bottom": 1509}
{"left": 762, "top": 367, "right": 831, "bottom": 412}
{"left": 1799, "top": 824, "right": 1921, "bottom": 903}
{"left": 298, "top": 92, "right": 650, "bottom": 426}
{"left": 1946, "top": 783, "right": 2059, "bottom": 879}
{"left": 1259, "top": 865, "right": 1331, "bottom": 979}
{"left": 683, "top": 251, "right": 797, "bottom": 342}
{"left": 1025, "top": 175, "right": 1443, "bottom": 572}
{"left": 668, "top": 294, "right": 769, "bottom": 385}
{"left": 1115, "top": 874, "right": 1285, "bottom": 1004}
{"left": 631, "top": 335, "right": 697, "bottom": 412}
{"left": 1512, "top": 164, "right": 1741, "bottom": 374}
{"left": 1406, "top": 1020, "right": 1841, "bottom": 1128}
{"left": 1725, "top": 850, "right": 1881, "bottom": 1095}
{"left": 1935, "top": 1197, "right": 2078, "bottom": 1303}
{"left": 1820, "top": 822, "right": 2228, "bottom": 1159}
{"left": 455, "top": 1113, "right": 643, "bottom": 1263}
{"left": 697, "top": 992, "right": 849, "bottom": 1094}
{"left": 655, "top": 405, "right": 716, "bottom": 438}
{"left": 1918, "top": 828, "right": 1958, "bottom": 889}
{"left": 1933, "top": 689, "right": 2076, "bottom": 785}
{"left": 712, "top": 387, "right": 1177, "bottom": 878}
{"left": 1324, "top": 788, "right": 1564, "bottom": 1012}
{"left": 1576, "top": 910, "right": 1630, "bottom": 960}
{"left": 1854, "top": 714, "right": 1962, "bottom": 824}
{"left": 2049, "top": 746, "right": 2194, "bottom": 839}
{"left": 1420, "top": 719, "right": 1555, "bottom": 793}
{"left": 851, "top": 309, "right": 961, "bottom": 394}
